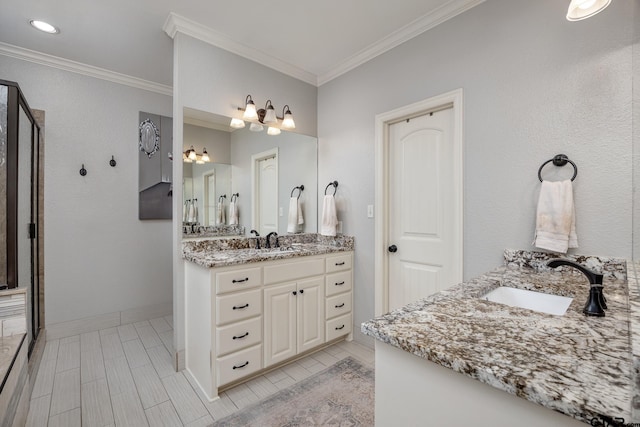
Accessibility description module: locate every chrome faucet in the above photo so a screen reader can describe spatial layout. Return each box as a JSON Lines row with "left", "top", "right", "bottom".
{"left": 250, "top": 229, "right": 261, "bottom": 249}
{"left": 546, "top": 259, "right": 606, "bottom": 317}
{"left": 265, "top": 232, "right": 279, "bottom": 249}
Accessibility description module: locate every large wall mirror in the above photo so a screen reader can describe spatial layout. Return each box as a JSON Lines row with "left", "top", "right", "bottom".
{"left": 182, "top": 107, "right": 318, "bottom": 237}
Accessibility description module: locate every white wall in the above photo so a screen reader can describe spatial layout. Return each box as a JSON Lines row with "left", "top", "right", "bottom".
{"left": 172, "top": 33, "right": 318, "bottom": 355}
{"left": 318, "top": 0, "right": 636, "bottom": 344}
{"left": 633, "top": 3, "right": 640, "bottom": 260}
{"left": 0, "top": 56, "right": 173, "bottom": 325}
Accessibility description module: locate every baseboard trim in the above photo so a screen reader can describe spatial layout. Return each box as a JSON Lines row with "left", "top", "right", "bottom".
{"left": 45, "top": 302, "right": 172, "bottom": 340}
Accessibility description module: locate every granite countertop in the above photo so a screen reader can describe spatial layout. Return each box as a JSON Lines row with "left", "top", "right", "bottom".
{"left": 0, "top": 334, "right": 26, "bottom": 393}
{"left": 362, "top": 250, "right": 632, "bottom": 424}
{"left": 182, "top": 233, "right": 354, "bottom": 268}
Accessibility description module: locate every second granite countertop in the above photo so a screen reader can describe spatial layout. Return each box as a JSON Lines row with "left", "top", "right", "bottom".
{"left": 362, "top": 250, "right": 631, "bottom": 424}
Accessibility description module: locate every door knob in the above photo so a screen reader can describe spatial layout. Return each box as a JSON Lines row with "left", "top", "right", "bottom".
{"left": 388, "top": 245, "right": 398, "bottom": 253}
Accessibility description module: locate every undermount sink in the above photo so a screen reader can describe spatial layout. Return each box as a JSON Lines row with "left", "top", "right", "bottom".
{"left": 482, "top": 286, "right": 573, "bottom": 316}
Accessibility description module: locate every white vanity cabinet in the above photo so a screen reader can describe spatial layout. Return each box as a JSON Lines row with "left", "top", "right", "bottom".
{"left": 184, "top": 251, "right": 353, "bottom": 401}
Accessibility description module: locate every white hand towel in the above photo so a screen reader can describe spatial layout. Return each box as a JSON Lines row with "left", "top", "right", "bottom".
{"left": 216, "top": 201, "right": 225, "bottom": 225}
{"left": 188, "top": 202, "right": 195, "bottom": 223}
{"left": 532, "top": 180, "right": 578, "bottom": 254}
{"left": 321, "top": 195, "right": 338, "bottom": 236}
{"left": 193, "top": 204, "right": 198, "bottom": 224}
{"left": 183, "top": 202, "right": 188, "bottom": 222}
{"left": 228, "top": 201, "right": 239, "bottom": 225}
{"left": 287, "top": 197, "right": 304, "bottom": 233}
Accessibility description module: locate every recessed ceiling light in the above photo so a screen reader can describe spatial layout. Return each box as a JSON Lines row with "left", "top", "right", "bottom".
{"left": 29, "top": 20, "right": 59, "bottom": 34}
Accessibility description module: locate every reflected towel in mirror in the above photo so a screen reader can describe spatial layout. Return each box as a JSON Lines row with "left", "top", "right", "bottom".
{"left": 287, "top": 197, "right": 304, "bottom": 233}
{"left": 228, "top": 200, "right": 239, "bottom": 225}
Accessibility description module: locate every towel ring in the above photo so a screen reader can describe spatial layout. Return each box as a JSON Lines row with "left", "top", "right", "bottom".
{"left": 324, "top": 181, "right": 338, "bottom": 196}
{"left": 231, "top": 193, "right": 239, "bottom": 202}
{"left": 291, "top": 185, "right": 304, "bottom": 199}
{"left": 538, "top": 154, "right": 577, "bottom": 182}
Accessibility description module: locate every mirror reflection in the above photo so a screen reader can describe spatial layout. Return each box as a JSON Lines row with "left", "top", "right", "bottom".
{"left": 182, "top": 108, "right": 318, "bottom": 237}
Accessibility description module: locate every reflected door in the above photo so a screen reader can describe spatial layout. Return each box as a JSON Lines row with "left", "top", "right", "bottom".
{"left": 204, "top": 171, "right": 216, "bottom": 226}
{"left": 252, "top": 148, "right": 278, "bottom": 235}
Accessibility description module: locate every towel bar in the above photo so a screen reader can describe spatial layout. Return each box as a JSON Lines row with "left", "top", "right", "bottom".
{"left": 538, "top": 154, "right": 577, "bottom": 182}
{"left": 325, "top": 181, "right": 338, "bottom": 196}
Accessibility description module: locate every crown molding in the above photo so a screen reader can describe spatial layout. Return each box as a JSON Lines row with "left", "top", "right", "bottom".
{"left": 0, "top": 42, "right": 173, "bottom": 96}
{"left": 317, "top": 0, "right": 485, "bottom": 85}
{"left": 163, "top": 13, "right": 317, "bottom": 86}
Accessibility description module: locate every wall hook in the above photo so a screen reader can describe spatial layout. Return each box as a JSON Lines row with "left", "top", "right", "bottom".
{"left": 109, "top": 156, "right": 117, "bottom": 167}
{"left": 80, "top": 164, "right": 87, "bottom": 176}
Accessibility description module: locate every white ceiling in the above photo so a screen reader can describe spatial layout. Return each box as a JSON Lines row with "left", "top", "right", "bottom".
{"left": 0, "top": 0, "right": 483, "bottom": 87}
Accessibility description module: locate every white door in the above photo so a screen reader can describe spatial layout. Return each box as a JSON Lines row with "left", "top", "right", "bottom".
{"left": 388, "top": 107, "right": 459, "bottom": 310}
{"left": 256, "top": 155, "right": 278, "bottom": 235}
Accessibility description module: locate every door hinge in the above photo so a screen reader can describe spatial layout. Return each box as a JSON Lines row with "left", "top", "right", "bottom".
{"left": 28, "top": 223, "right": 36, "bottom": 239}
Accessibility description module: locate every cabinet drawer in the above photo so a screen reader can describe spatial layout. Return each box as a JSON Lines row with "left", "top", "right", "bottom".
{"left": 326, "top": 313, "right": 352, "bottom": 342}
{"left": 216, "top": 267, "right": 262, "bottom": 295}
{"left": 325, "top": 253, "right": 352, "bottom": 273}
{"left": 216, "top": 317, "right": 262, "bottom": 357}
{"left": 263, "top": 258, "right": 324, "bottom": 285}
{"left": 326, "top": 292, "right": 352, "bottom": 320}
{"left": 216, "top": 289, "right": 262, "bottom": 325}
{"left": 325, "top": 271, "right": 352, "bottom": 297}
{"left": 216, "top": 344, "right": 262, "bottom": 386}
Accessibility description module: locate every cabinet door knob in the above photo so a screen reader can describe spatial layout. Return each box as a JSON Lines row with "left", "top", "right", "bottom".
{"left": 292, "top": 291, "right": 297, "bottom": 296}
{"left": 388, "top": 245, "right": 398, "bottom": 253}
{"left": 299, "top": 289, "right": 304, "bottom": 294}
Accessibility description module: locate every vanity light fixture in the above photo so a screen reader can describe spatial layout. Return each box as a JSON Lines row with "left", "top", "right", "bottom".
{"left": 281, "top": 105, "right": 296, "bottom": 130}
{"left": 188, "top": 145, "right": 197, "bottom": 161}
{"left": 29, "top": 19, "right": 59, "bottom": 34}
{"left": 235, "top": 95, "right": 297, "bottom": 135}
{"left": 263, "top": 100, "right": 277, "bottom": 124}
{"left": 201, "top": 148, "right": 210, "bottom": 163}
{"left": 242, "top": 95, "right": 258, "bottom": 121}
{"left": 566, "top": 0, "right": 611, "bottom": 21}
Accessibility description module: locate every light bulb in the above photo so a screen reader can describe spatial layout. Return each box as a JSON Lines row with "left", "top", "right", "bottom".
{"left": 188, "top": 146, "right": 197, "bottom": 161}
{"left": 267, "top": 127, "right": 281, "bottom": 136}
{"left": 263, "top": 101, "right": 277, "bottom": 124}
{"left": 566, "top": 0, "right": 611, "bottom": 21}
{"left": 201, "top": 148, "right": 210, "bottom": 162}
{"left": 249, "top": 122, "right": 264, "bottom": 132}
{"left": 281, "top": 105, "right": 295, "bottom": 129}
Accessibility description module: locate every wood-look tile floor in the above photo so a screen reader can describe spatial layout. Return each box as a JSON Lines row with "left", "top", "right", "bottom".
{"left": 26, "top": 316, "right": 374, "bottom": 426}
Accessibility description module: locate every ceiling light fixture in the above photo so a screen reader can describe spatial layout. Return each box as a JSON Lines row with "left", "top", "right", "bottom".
{"left": 29, "top": 20, "right": 59, "bottom": 34}
{"left": 566, "top": 0, "right": 611, "bottom": 21}
{"left": 233, "top": 95, "right": 297, "bottom": 135}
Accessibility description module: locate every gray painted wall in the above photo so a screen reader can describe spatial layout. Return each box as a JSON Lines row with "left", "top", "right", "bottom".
{"left": 318, "top": 0, "right": 636, "bottom": 345}
{"left": 0, "top": 56, "right": 173, "bottom": 325}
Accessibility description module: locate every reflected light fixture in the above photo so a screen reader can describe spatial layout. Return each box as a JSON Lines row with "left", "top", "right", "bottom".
{"left": 566, "top": 0, "right": 611, "bottom": 21}
{"left": 242, "top": 95, "right": 258, "bottom": 120}
{"left": 29, "top": 19, "right": 59, "bottom": 34}
{"left": 281, "top": 105, "right": 296, "bottom": 129}
{"left": 183, "top": 146, "right": 210, "bottom": 163}
{"left": 249, "top": 122, "right": 264, "bottom": 132}
{"left": 267, "top": 127, "right": 281, "bottom": 136}
{"left": 229, "top": 118, "right": 245, "bottom": 129}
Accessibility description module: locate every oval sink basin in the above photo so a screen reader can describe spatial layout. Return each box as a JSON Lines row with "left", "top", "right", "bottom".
{"left": 482, "top": 287, "right": 573, "bottom": 316}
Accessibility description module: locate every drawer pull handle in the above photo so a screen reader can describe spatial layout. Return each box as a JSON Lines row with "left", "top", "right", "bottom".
{"left": 232, "top": 304, "right": 249, "bottom": 310}
{"left": 232, "top": 361, "right": 249, "bottom": 370}
{"left": 335, "top": 303, "right": 345, "bottom": 308}
{"left": 232, "top": 332, "right": 249, "bottom": 340}
{"left": 335, "top": 281, "right": 345, "bottom": 286}
{"left": 335, "top": 262, "right": 345, "bottom": 266}
{"left": 335, "top": 325, "right": 345, "bottom": 330}
{"left": 232, "top": 278, "right": 249, "bottom": 283}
